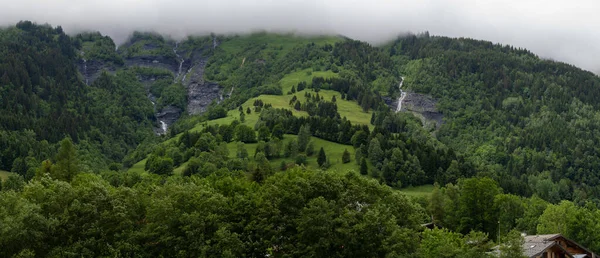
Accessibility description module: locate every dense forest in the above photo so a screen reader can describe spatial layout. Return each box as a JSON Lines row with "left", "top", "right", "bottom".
{"left": 2, "top": 21, "right": 600, "bottom": 257}
{"left": 389, "top": 34, "right": 600, "bottom": 203}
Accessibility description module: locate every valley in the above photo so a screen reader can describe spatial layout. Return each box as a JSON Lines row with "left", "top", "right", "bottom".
{"left": 2, "top": 21, "right": 600, "bottom": 257}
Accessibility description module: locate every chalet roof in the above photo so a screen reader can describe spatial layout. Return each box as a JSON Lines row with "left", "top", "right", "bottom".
{"left": 524, "top": 234, "right": 562, "bottom": 243}
{"left": 523, "top": 236, "right": 558, "bottom": 258}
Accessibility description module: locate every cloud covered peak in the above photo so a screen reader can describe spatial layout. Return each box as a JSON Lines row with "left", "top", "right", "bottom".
{"left": 2, "top": 0, "right": 599, "bottom": 72}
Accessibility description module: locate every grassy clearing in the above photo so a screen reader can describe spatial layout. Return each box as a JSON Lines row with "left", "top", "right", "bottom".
{"left": 225, "top": 134, "right": 357, "bottom": 172}
{"left": 0, "top": 170, "right": 14, "bottom": 181}
{"left": 133, "top": 134, "right": 358, "bottom": 175}
{"left": 279, "top": 69, "right": 338, "bottom": 93}
{"left": 399, "top": 184, "right": 435, "bottom": 197}
{"left": 193, "top": 68, "right": 372, "bottom": 132}
{"left": 127, "top": 159, "right": 147, "bottom": 174}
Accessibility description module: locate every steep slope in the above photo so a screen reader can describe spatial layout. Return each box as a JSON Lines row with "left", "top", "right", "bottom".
{"left": 0, "top": 22, "right": 155, "bottom": 173}
{"left": 389, "top": 34, "right": 600, "bottom": 201}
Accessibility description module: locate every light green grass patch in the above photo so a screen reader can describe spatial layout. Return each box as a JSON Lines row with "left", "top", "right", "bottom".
{"left": 127, "top": 159, "right": 147, "bottom": 174}
{"left": 0, "top": 170, "right": 15, "bottom": 181}
{"left": 194, "top": 69, "right": 372, "bottom": 132}
{"left": 399, "top": 184, "right": 435, "bottom": 197}
{"left": 225, "top": 134, "right": 357, "bottom": 172}
{"left": 280, "top": 69, "right": 338, "bottom": 93}
{"left": 173, "top": 161, "right": 188, "bottom": 175}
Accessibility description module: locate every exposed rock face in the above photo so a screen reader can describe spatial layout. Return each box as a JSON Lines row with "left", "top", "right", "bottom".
{"left": 77, "top": 59, "right": 117, "bottom": 85}
{"left": 402, "top": 92, "right": 444, "bottom": 129}
{"left": 387, "top": 92, "right": 444, "bottom": 129}
{"left": 186, "top": 59, "right": 223, "bottom": 115}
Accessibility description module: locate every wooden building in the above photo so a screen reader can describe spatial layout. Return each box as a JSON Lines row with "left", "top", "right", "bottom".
{"left": 522, "top": 234, "right": 596, "bottom": 258}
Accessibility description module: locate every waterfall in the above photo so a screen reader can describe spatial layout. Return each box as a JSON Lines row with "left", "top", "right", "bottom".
{"left": 83, "top": 58, "right": 88, "bottom": 85}
{"left": 173, "top": 41, "right": 184, "bottom": 82}
{"left": 213, "top": 36, "right": 217, "bottom": 49}
{"left": 396, "top": 77, "right": 406, "bottom": 112}
{"left": 160, "top": 121, "right": 168, "bottom": 134}
{"left": 81, "top": 51, "right": 88, "bottom": 85}
{"left": 182, "top": 66, "right": 193, "bottom": 83}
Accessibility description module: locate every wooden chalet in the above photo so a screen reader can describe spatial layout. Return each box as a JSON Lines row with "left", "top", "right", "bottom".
{"left": 521, "top": 234, "right": 596, "bottom": 258}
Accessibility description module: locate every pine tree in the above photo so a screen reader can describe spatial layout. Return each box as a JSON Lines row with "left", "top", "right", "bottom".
{"left": 317, "top": 147, "right": 327, "bottom": 167}
{"left": 298, "top": 125, "right": 311, "bottom": 151}
{"left": 342, "top": 149, "right": 351, "bottom": 164}
{"left": 280, "top": 160, "right": 287, "bottom": 171}
{"left": 271, "top": 124, "right": 285, "bottom": 140}
{"left": 52, "top": 138, "right": 79, "bottom": 181}
{"left": 360, "top": 158, "right": 368, "bottom": 175}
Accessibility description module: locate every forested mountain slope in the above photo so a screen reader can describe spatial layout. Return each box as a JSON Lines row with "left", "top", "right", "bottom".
{"left": 390, "top": 34, "right": 600, "bottom": 202}
{"left": 3, "top": 21, "right": 600, "bottom": 257}
{"left": 0, "top": 22, "right": 156, "bottom": 175}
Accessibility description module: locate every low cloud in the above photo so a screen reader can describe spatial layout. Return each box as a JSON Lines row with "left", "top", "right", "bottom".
{"left": 2, "top": 0, "right": 599, "bottom": 73}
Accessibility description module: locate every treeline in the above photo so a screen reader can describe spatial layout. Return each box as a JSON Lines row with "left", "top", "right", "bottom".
{"left": 1, "top": 162, "right": 532, "bottom": 257}
{"left": 428, "top": 177, "right": 600, "bottom": 253}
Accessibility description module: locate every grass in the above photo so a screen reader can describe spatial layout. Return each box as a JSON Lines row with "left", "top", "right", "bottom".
{"left": 130, "top": 134, "right": 358, "bottom": 175}
{"left": 399, "top": 184, "right": 435, "bottom": 197}
{"left": 0, "top": 170, "right": 14, "bottom": 181}
{"left": 226, "top": 134, "right": 357, "bottom": 172}
{"left": 192, "top": 68, "right": 373, "bottom": 132}
{"left": 279, "top": 69, "right": 338, "bottom": 93}
{"left": 127, "top": 159, "right": 147, "bottom": 174}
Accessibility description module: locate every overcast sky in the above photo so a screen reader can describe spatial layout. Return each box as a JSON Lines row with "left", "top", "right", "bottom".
{"left": 1, "top": 0, "right": 599, "bottom": 73}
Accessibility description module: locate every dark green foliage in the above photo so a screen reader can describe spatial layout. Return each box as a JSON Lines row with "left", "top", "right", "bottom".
{"left": 0, "top": 23, "right": 155, "bottom": 174}
{"left": 297, "top": 124, "right": 311, "bottom": 152}
{"left": 51, "top": 138, "right": 79, "bottom": 182}
{"left": 360, "top": 158, "right": 368, "bottom": 175}
{"left": 498, "top": 230, "right": 527, "bottom": 258}
{"left": 146, "top": 155, "right": 174, "bottom": 175}
{"left": 284, "top": 140, "right": 299, "bottom": 158}
{"left": 368, "top": 138, "right": 384, "bottom": 165}
{"left": 258, "top": 125, "right": 271, "bottom": 142}
{"left": 207, "top": 106, "right": 227, "bottom": 120}
{"left": 295, "top": 154, "right": 308, "bottom": 166}
{"left": 305, "top": 141, "right": 315, "bottom": 157}
{"left": 0, "top": 168, "right": 432, "bottom": 257}
{"left": 280, "top": 160, "right": 287, "bottom": 171}
{"left": 392, "top": 34, "right": 600, "bottom": 200}
{"left": 271, "top": 123, "right": 284, "bottom": 140}
{"left": 157, "top": 83, "right": 187, "bottom": 110}
{"left": 297, "top": 81, "right": 306, "bottom": 91}
{"left": 342, "top": 149, "right": 351, "bottom": 164}
{"left": 317, "top": 147, "right": 327, "bottom": 167}
{"left": 234, "top": 124, "right": 257, "bottom": 143}
{"left": 236, "top": 142, "right": 249, "bottom": 159}
{"left": 75, "top": 32, "right": 123, "bottom": 65}
{"left": 3, "top": 174, "right": 25, "bottom": 192}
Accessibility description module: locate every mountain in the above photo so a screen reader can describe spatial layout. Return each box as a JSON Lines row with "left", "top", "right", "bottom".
{"left": 2, "top": 21, "right": 600, "bottom": 256}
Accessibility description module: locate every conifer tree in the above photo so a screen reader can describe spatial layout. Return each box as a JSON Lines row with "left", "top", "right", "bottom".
{"left": 317, "top": 147, "right": 327, "bottom": 167}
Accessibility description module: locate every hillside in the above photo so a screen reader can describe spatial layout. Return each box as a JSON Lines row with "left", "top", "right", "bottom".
{"left": 3, "top": 21, "right": 600, "bottom": 256}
